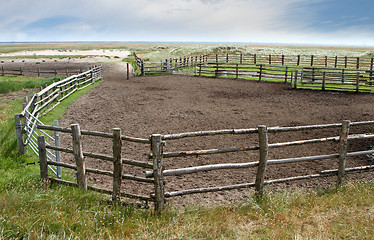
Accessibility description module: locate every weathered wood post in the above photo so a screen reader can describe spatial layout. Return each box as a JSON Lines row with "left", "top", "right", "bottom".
{"left": 141, "top": 60, "right": 145, "bottom": 76}
{"left": 342, "top": 69, "right": 345, "bottom": 83}
{"left": 356, "top": 72, "right": 360, "bottom": 93}
{"left": 293, "top": 70, "right": 298, "bottom": 89}
{"left": 240, "top": 53, "right": 243, "bottom": 64}
{"left": 151, "top": 134, "right": 165, "bottom": 214}
{"left": 311, "top": 55, "right": 314, "bottom": 66}
{"left": 255, "top": 126, "right": 269, "bottom": 196}
{"left": 38, "top": 135, "right": 49, "bottom": 188}
{"left": 334, "top": 56, "right": 338, "bottom": 68}
{"left": 254, "top": 54, "right": 257, "bottom": 65}
{"left": 258, "top": 64, "right": 263, "bottom": 82}
{"left": 112, "top": 128, "right": 122, "bottom": 202}
{"left": 269, "top": 54, "right": 272, "bottom": 65}
{"left": 297, "top": 55, "right": 300, "bottom": 66}
{"left": 344, "top": 56, "right": 348, "bottom": 68}
{"left": 126, "top": 63, "right": 130, "bottom": 80}
{"left": 15, "top": 114, "right": 25, "bottom": 154}
{"left": 356, "top": 57, "right": 360, "bottom": 69}
{"left": 235, "top": 64, "right": 239, "bottom": 79}
{"left": 322, "top": 72, "right": 326, "bottom": 91}
{"left": 284, "top": 67, "right": 288, "bottom": 83}
{"left": 337, "top": 120, "right": 350, "bottom": 186}
{"left": 54, "top": 120, "right": 62, "bottom": 179}
{"left": 71, "top": 124, "right": 87, "bottom": 190}
{"left": 323, "top": 56, "right": 327, "bottom": 67}
{"left": 281, "top": 55, "right": 285, "bottom": 65}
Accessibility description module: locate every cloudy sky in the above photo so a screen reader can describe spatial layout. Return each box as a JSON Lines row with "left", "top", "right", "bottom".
{"left": 1, "top": 0, "right": 373, "bottom": 46}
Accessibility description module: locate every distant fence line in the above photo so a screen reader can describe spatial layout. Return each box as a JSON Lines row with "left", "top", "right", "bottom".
{"left": 15, "top": 65, "right": 102, "bottom": 177}
{"left": 196, "top": 63, "right": 373, "bottom": 93}
{"left": 1, "top": 65, "right": 86, "bottom": 77}
{"left": 35, "top": 119, "right": 374, "bottom": 214}
{"left": 208, "top": 53, "right": 374, "bottom": 71}
{"left": 134, "top": 52, "right": 208, "bottom": 75}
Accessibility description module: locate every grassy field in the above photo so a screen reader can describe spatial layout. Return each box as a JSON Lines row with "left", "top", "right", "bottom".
{"left": 0, "top": 43, "right": 374, "bottom": 239}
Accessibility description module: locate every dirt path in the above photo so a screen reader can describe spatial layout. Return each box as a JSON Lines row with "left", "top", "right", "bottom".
{"left": 53, "top": 62, "right": 374, "bottom": 207}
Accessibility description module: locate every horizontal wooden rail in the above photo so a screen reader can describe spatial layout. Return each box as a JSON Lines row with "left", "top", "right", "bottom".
{"left": 145, "top": 161, "right": 259, "bottom": 178}
{"left": 160, "top": 145, "right": 259, "bottom": 159}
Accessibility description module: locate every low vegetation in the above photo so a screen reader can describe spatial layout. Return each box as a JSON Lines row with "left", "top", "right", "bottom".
{"left": 0, "top": 75, "right": 60, "bottom": 94}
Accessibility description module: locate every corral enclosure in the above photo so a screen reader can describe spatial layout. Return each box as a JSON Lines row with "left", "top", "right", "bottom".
{"left": 56, "top": 63, "right": 374, "bottom": 207}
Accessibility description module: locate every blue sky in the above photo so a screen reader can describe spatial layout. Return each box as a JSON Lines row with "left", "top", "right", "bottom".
{"left": 1, "top": 0, "right": 373, "bottom": 46}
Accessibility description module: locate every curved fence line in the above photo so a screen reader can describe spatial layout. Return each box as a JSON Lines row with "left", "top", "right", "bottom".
{"left": 15, "top": 65, "right": 103, "bottom": 177}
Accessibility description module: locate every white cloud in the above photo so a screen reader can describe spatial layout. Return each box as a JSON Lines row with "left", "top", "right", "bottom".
{"left": 0, "top": 0, "right": 373, "bottom": 46}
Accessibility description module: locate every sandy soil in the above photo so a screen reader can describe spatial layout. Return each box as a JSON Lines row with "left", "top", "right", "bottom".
{"left": 0, "top": 49, "right": 131, "bottom": 58}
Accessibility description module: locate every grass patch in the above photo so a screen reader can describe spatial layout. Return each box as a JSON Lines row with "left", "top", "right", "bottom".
{"left": 0, "top": 75, "right": 60, "bottom": 94}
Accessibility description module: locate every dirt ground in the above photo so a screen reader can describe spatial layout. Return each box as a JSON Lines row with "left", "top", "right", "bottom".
{"left": 4, "top": 60, "right": 373, "bottom": 207}
{"left": 53, "top": 62, "right": 373, "bottom": 207}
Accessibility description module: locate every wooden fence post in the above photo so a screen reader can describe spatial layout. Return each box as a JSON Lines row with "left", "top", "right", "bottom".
{"left": 151, "top": 134, "right": 165, "bottom": 214}
{"left": 284, "top": 67, "right": 288, "bottom": 83}
{"left": 54, "top": 120, "right": 62, "bottom": 179}
{"left": 38, "top": 135, "right": 49, "bottom": 188}
{"left": 322, "top": 72, "right": 326, "bottom": 91}
{"left": 337, "top": 120, "right": 350, "bottom": 186}
{"left": 344, "top": 57, "right": 348, "bottom": 68}
{"left": 325, "top": 56, "right": 328, "bottom": 67}
{"left": 342, "top": 69, "right": 345, "bottom": 83}
{"left": 269, "top": 54, "right": 272, "bottom": 65}
{"left": 282, "top": 55, "right": 285, "bottom": 65}
{"left": 235, "top": 64, "right": 239, "bottom": 79}
{"left": 356, "top": 57, "right": 360, "bottom": 69}
{"left": 297, "top": 55, "right": 300, "bottom": 66}
{"left": 255, "top": 126, "right": 268, "bottom": 196}
{"left": 254, "top": 54, "right": 257, "bottom": 65}
{"left": 240, "top": 53, "right": 243, "bottom": 64}
{"left": 356, "top": 72, "right": 360, "bottom": 93}
{"left": 311, "top": 55, "right": 314, "bottom": 66}
{"left": 15, "top": 114, "right": 25, "bottom": 154}
{"left": 293, "top": 70, "right": 298, "bottom": 89}
{"left": 126, "top": 63, "right": 130, "bottom": 80}
{"left": 258, "top": 64, "right": 263, "bottom": 82}
{"left": 142, "top": 60, "right": 145, "bottom": 76}
{"left": 71, "top": 124, "right": 87, "bottom": 190}
{"left": 334, "top": 56, "right": 338, "bottom": 68}
{"left": 112, "top": 128, "right": 122, "bottom": 202}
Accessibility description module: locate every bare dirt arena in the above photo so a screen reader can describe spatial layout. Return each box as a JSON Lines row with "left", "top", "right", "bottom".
{"left": 46, "top": 62, "right": 372, "bottom": 207}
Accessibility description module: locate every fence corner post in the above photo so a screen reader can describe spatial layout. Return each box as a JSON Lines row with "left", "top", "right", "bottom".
{"left": 255, "top": 125, "right": 268, "bottom": 197}
{"left": 337, "top": 120, "right": 350, "bottom": 187}
{"left": 15, "top": 114, "right": 25, "bottom": 154}
{"left": 37, "top": 135, "right": 49, "bottom": 189}
{"left": 151, "top": 134, "right": 165, "bottom": 215}
{"left": 71, "top": 124, "right": 87, "bottom": 191}
{"left": 112, "top": 128, "right": 122, "bottom": 202}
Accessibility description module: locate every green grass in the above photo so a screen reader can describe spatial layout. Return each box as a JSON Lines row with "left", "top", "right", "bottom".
{"left": 0, "top": 75, "right": 60, "bottom": 94}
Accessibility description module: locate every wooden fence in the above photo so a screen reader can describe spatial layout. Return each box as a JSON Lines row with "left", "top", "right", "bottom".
{"left": 208, "top": 53, "right": 374, "bottom": 71}
{"left": 36, "top": 120, "right": 374, "bottom": 214}
{"left": 133, "top": 52, "right": 208, "bottom": 75}
{"left": 1, "top": 65, "right": 86, "bottom": 77}
{"left": 197, "top": 63, "right": 374, "bottom": 93}
{"left": 15, "top": 65, "right": 103, "bottom": 160}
